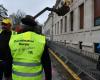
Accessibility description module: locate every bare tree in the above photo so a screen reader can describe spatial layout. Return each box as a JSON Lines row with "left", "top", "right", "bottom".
{"left": 0, "top": 4, "right": 8, "bottom": 21}
{"left": 14, "top": 10, "right": 26, "bottom": 25}
{"left": 10, "top": 10, "right": 26, "bottom": 30}
{"left": 10, "top": 10, "right": 26, "bottom": 25}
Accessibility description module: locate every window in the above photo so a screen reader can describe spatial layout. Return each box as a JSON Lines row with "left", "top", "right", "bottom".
{"left": 94, "top": 43, "right": 100, "bottom": 53}
{"left": 70, "top": 11, "right": 73, "bottom": 31}
{"left": 79, "top": 4, "right": 84, "bottom": 29}
{"left": 64, "top": 16, "right": 67, "bottom": 32}
{"left": 60, "top": 19, "right": 63, "bottom": 33}
{"left": 53, "top": 26, "right": 54, "bottom": 35}
{"left": 94, "top": 0, "right": 100, "bottom": 26}
{"left": 55, "top": 24, "right": 56, "bottom": 35}
{"left": 55, "top": 24, "right": 57, "bottom": 34}
{"left": 57, "top": 22, "right": 59, "bottom": 34}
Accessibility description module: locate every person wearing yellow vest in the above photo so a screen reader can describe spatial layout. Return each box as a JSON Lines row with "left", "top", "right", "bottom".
{"left": 9, "top": 15, "right": 52, "bottom": 80}
{"left": 0, "top": 18, "right": 12, "bottom": 80}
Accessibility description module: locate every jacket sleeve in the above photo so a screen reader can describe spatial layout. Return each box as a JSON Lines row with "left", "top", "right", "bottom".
{"left": 0, "top": 30, "right": 12, "bottom": 61}
{"left": 41, "top": 43, "right": 52, "bottom": 80}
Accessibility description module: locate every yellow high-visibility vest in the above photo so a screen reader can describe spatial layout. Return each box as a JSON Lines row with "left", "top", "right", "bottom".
{"left": 9, "top": 31, "right": 46, "bottom": 80}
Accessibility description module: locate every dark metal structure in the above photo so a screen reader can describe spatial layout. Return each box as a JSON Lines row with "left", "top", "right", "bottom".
{"left": 33, "top": 5, "right": 70, "bottom": 19}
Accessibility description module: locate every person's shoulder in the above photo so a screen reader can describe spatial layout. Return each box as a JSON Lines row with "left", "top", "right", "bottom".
{"left": 1, "top": 30, "right": 11, "bottom": 35}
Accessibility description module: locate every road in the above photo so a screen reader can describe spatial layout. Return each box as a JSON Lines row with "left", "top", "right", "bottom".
{"left": 48, "top": 41, "right": 100, "bottom": 80}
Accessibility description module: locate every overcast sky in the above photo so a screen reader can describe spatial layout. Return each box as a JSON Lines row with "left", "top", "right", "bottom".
{"left": 0, "top": 0, "right": 56, "bottom": 24}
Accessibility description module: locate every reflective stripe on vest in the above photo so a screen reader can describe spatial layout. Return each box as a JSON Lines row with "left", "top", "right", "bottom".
{"left": 13, "top": 61, "right": 41, "bottom": 67}
{"left": 9, "top": 31, "right": 45, "bottom": 80}
{"left": 12, "top": 70, "right": 42, "bottom": 77}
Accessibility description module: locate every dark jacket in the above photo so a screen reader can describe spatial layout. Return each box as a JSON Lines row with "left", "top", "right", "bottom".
{"left": 42, "top": 44, "right": 52, "bottom": 80}
{"left": 0, "top": 30, "right": 12, "bottom": 78}
{"left": 0, "top": 30, "right": 12, "bottom": 61}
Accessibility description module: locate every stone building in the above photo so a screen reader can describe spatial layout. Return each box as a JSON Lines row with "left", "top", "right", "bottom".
{"left": 42, "top": 0, "right": 100, "bottom": 53}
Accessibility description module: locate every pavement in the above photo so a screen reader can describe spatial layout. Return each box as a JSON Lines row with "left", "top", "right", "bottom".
{"left": 52, "top": 67, "right": 62, "bottom": 80}
{"left": 50, "top": 52, "right": 69, "bottom": 80}
{"left": 48, "top": 41, "right": 100, "bottom": 80}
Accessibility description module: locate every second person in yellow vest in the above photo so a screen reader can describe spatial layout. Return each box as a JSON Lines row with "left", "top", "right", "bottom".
{"left": 0, "top": 18, "right": 12, "bottom": 80}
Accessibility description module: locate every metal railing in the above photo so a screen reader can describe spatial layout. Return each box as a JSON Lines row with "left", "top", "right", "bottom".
{"left": 66, "top": 46, "right": 99, "bottom": 62}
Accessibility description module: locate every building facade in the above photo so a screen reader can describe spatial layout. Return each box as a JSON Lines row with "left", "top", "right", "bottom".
{"left": 42, "top": 0, "right": 100, "bottom": 53}
{"left": 42, "top": 12, "right": 53, "bottom": 40}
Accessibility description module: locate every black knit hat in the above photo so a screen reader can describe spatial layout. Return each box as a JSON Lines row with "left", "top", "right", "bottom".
{"left": 20, "top": 15, "right": 42, "bottom": 34}
{"left": 21, "top": 15, "right": 37, "bottom": 26}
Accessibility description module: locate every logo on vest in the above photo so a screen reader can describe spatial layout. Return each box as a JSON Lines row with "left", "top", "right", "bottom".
{"left": 13, "top": 39, "right": 35, "bottom": 54}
